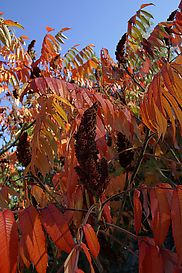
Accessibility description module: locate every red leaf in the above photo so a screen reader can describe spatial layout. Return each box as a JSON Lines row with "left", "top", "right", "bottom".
{"left": 81, "top": 243, "right": 95, "bottom": 273}
{"left": 83, "top": 224, "right": 100, "bottom": 258}
{"left": 19, "top": 239, "right": 31, "bottom": 269}
{"left": 101, "top": 194, "right": 112, "bottom": 223}
{"left": 76, "top": 269, "right": 85, "bottom": 273}
{"left": 40, "top": 204, "right": 75, "bottom": 253}
{"left": 0, "top": 210, "right": 18, "bottom": 273}
{"left": 140, "top": 3, "right": 154, "bottom": 9}
{"left": 171, "top": 186, "right": 182, "bottom": 264}
{"left": 19, "top": 206, "right": 48, "bottom": 273}
{"left": 139, "top": 237, "right": 164, "bottom": 273}
{"left": 161, "top": 249, "right": 182, "bottom": 273}
{"left": 150, "top": 184, "right": 171, "bottom": 246}
{"left": 46, "top": 26, "right": 54, "bottom": 32}
{"left": 133, "top": 189, "right": 142, "bottom": 235}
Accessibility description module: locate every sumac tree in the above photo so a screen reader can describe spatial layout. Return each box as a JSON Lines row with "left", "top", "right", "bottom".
{"left": 0, "top": 1, "right": 182, "bottom": 273}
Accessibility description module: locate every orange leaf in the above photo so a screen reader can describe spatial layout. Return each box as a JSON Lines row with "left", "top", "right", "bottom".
{"left": 46, "top": 26, "right": 54, "bottom": 32}
{"left": 133, "top": 189, "right": 142, "bottom": 235}
{"left": 20, "top": 35, "right": 29, "bottom": 40}
{"left": 40, "top": 204, "right": 75, "bottom": 253}
{"left": 171, "top": 186, "right": 182, "bottom": 264}
{"left": 31, "top": 185, "right": 49, "bottom": 207}
{"left": 4, "top": 20, "right": 24, "bottom": 29}
{"left": 0, "top": 210, "right": 18, "bottom": 273}
{"left": 81, "top": 242, "right": 95, "bottom": 273}
{"left": 83, "top": 224, "right": 100, "bottom": 258}
{"left": 19, "top": 206, "right": 48, "bottom": 273}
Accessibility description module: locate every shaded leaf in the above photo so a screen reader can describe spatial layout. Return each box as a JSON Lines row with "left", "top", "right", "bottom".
{"left": 139, "top": 237, "right": 164, "bottom": 273}
{"left": 83, "top": 224, "right": 100, "bottom": 258}
{"left": 64, "top": 247, "right": 79, "bottom": 273}
{"left": 40, "top": 204, "right": 75, "bottom": 253}
{"left": 133, "top": 189, "right": 142, "bottom": 235}
{"left": 81, "top": 242, "right": 95, "bottom": 273}
{"left": 171, "top": 186, "right": 182, "bottom": 264}
{"left": 150, "top": 184, "right": 171, "bottom": 246}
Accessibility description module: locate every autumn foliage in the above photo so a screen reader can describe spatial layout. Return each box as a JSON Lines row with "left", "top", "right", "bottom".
{"left": 0, "top": 1, "right": 182, "bottom": 273}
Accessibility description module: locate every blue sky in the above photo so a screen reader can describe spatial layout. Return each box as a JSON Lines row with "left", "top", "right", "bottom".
{"left": 1, "top": 0, "right": 180, "bottom": 59}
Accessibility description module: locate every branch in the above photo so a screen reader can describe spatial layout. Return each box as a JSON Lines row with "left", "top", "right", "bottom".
{"left": 0, "top": 121, "right": 35, "bottom": 156}
{"left": 128, "top": 129, "right": 154, "bottom": 186}
{"left": 122, "top": 63, "right": 145, "bottom": 92}
{"left": 144, "top": 153, "right": 182, "bottom": 166}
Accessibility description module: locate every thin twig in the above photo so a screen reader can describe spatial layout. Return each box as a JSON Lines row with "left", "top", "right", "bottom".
{"left": 144, "top": 153, "right": 182, "bottom": 166}
{"left": 106, "top": 222, "right": 138, "bottom": 240}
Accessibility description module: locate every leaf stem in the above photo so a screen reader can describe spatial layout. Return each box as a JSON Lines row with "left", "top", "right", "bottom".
{"left": 106, "top": 222, "right": 138, "bottom": 240}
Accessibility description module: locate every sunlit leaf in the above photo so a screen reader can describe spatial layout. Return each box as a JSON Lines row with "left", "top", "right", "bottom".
{"left": 19, "top": 206, "right": 48, "bottom": 273}
{"left": 0, "top": 210, "right": 18, "bottom": 273}
{"left": 46, "top": 26, "right": 54, "bottom": 32}
{"left": 4, "top": 20, "right": 24, "bottom": 29}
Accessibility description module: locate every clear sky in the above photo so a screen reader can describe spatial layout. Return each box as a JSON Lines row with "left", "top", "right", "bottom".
{"left": 0, "top": 0, "right": 180, "bottom": 59}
